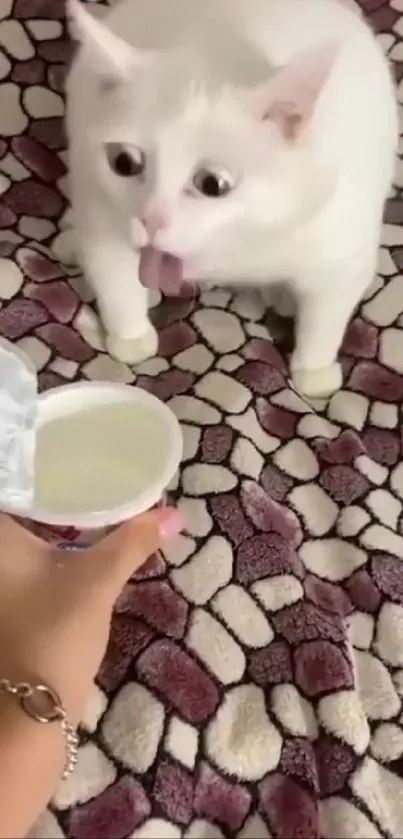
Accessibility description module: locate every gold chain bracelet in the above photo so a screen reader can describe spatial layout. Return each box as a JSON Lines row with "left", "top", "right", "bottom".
{"left": 0, "top": 678, "right": 79, "bottom": 779}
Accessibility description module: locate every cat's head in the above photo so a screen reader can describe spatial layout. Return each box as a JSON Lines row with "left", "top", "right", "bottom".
{"left": 68, "top": 0, "right": 337, "bottom": 284}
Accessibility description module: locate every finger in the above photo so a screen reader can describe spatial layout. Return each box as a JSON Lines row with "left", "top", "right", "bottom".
{"left": 68, "top": 506, "right": 184, "bottom": 599}
{"left": 0, "top": 515, "right": 52, "bottom": 588}
{"left": 0, "top": 514, "right": 51, "bottom": 567}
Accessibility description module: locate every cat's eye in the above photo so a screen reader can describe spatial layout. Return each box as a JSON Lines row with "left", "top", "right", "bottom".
{"left": 192, "top": 164, "right": 234, "bottom": 198}
{"left": 106, "top": 143, "right": 146, "bottom": 177}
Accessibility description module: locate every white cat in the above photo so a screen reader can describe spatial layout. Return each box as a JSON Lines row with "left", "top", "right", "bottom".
{"left": 66, "top": 0, "right": 397, "bottom": 397}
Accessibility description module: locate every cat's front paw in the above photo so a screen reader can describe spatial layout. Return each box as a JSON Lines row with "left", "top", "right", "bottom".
{"left": 106, "top": 323, "right": 158, "bottom": 365}
{"left": 291, "top": 362, "right": 342, "bottom": 398}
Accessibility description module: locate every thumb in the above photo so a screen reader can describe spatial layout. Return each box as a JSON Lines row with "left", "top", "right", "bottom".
{"left": 80, "top": 506, "right": 184, "bottom": 599}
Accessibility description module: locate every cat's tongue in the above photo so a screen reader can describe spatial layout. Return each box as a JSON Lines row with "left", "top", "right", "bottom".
{"left": 139, "top": 247, "right": 183, "bottom": 295}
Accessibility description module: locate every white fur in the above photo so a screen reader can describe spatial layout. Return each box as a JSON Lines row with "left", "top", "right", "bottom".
{"left": 66, "top": 0, "right": 397, "bottom": 395}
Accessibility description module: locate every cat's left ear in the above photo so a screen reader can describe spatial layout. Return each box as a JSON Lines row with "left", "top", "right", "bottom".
{"left": 67, "top": 0, "right": 152, "bottom": 80}
{"left": 247, "top": 43, "right": 339, "bottom": 138}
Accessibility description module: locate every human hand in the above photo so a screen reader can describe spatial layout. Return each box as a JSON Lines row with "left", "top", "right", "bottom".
{"left": 0, "top": 508, "right": 183, "bottom": 723}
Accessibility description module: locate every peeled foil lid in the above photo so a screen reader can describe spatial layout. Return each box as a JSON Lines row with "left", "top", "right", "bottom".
{"left": 0, "top": 338, "right": 37, "bottom": 512}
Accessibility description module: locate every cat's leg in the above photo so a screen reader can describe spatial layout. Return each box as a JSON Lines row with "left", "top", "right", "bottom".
{"left": 83, "top": 241, "right": 157, "bottom": 364}
{"left": 291, "top": 248, "right": 377, "bottom": 398}
{"left": 74, "top": 200, "right": 157, "bottom": 365}
{"left": 261, "top": 284, "right": 296, "bottom": 318}
{"left": 273, "top": 287, "right": 296, "bottom": 319}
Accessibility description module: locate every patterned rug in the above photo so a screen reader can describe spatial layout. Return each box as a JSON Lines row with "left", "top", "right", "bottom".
{"left": 1, "top": 0, "right": 403, "bottom": 836}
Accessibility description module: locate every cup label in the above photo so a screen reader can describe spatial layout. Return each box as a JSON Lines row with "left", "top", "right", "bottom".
{"left": 57, "top": 542, "right": 90, "bottom": 551}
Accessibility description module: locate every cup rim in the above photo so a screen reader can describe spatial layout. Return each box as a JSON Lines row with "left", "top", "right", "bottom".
{"left": 24, "top": 381, "right": 183, "bottom": 529}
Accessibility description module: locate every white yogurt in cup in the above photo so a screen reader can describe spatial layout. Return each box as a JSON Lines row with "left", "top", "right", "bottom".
{"left": 20, "top": 382, "right": 183, "bottom": 546}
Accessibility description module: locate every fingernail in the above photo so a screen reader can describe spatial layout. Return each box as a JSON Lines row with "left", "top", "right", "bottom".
{"left": 159, "top": 508, "right": 184, "bottom": 540}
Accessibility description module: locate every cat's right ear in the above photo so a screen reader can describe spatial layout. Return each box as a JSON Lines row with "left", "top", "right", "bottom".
{"left": 245, "top": 42, "right": 339, "bottom": 139}
{"left": 67, "top": 0, "right": 152, "bottom": 80}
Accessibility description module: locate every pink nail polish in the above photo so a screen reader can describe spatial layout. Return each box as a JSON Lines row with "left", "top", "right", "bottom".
{"left": 159, "top": 508, "right": 184, "bottom": 540}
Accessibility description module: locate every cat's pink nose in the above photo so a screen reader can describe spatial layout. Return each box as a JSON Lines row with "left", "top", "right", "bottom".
{"left": 139, "top": 203, "right": 168, "bottom": 239}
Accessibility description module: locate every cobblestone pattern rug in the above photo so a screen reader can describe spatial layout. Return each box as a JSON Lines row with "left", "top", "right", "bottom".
{"left": 2, "top": 0, "right": 403, "bottom": 837}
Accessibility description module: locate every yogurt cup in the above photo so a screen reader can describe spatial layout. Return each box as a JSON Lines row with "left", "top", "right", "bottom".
{"left": 19, "top": 381, "right": 183, "bottom": 547}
